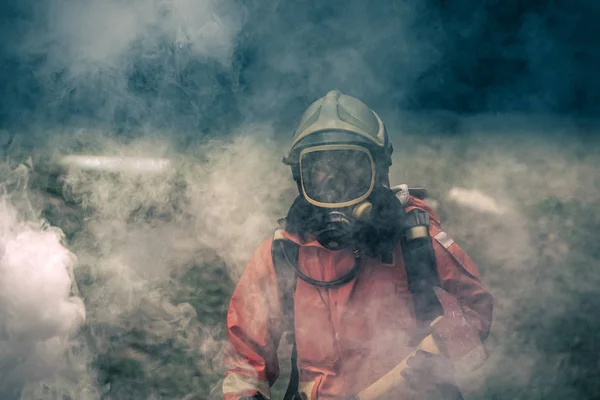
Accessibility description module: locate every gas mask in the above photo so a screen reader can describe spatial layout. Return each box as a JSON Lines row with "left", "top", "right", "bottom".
{"left": 299, "top": 145, "right": 377, "bottom": 250}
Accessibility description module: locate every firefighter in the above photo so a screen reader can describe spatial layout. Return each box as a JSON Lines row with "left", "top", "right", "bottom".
{"left": 222, "top": 90, "right": 493, "bottom": 400}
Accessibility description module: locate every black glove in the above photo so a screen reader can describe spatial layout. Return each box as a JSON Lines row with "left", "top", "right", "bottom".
{"left": 401, "top": 350, "right": 460, "bottom": 398}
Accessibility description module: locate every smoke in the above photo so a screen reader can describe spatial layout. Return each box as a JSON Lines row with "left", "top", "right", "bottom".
{"left": 0, "top": 112, "right": 599, "bottom": 398}
{"left": 0, "top": 0, "right": 599, "bottom": 398}
{"left": 386, "top": 113, "right": 600, "bottom": 398}
{"left": 1, "top": 0, "right": 245, "bottom": 133}
{"left": 0, "top": 127, "right": 293, "bottom": 399}
{"left": 0, "top": 164, "right": 85, "bottom": 396}
{"left": 447, "top": 187, "right": 507, "bottom": 215}
{"left": 232, "top": 0, "right": 440, "bottom": 122}
{"left": 3, "top": 0, "right": 600, "bottom": 133}
{"left": 184, "top": 127, "right": 295, "bottom": 278}
{"left": 26, "top": 0, "right": 242, "bottom": 70}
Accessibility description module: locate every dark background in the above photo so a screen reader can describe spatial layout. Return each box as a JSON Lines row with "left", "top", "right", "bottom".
{"left": 1, "top": 0, "right": 599, "bottom": 135}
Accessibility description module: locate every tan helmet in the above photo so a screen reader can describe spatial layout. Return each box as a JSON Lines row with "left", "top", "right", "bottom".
{"left": 283, "top": 90, "right": 393, "bottom": 207}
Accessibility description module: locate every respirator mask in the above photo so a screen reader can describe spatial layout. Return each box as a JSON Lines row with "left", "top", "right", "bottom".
{"left": 299, "top": 145, "right": 377, "bottom": 250}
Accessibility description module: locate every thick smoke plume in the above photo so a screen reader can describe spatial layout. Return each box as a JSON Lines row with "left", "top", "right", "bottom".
{"left": 0, "top": 164, "right": 85, "bottom": 397}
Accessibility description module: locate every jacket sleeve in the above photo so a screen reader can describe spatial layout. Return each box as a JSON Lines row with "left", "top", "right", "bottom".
{"left": 430, "top": 223, "right": 494, "bottom": 340}
{"left": 223, "top": 238, "right": 284, "bottom": 400}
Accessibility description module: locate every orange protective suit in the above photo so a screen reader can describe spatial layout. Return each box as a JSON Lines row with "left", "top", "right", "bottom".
{"left": 223, "top": 196, "right": 494, "bottom": 400}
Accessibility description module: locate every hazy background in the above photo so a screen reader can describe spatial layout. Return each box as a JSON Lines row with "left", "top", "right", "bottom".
{"left": 0, "top": 0, "right": 599, "bottom": 399}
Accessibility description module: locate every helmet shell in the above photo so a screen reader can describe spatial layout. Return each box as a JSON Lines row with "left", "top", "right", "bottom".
{"left": 284, "top": 90, "right": 392, "bottom": 167}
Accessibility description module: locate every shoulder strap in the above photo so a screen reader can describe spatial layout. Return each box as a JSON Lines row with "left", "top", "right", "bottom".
{"left": 391, "top": 185, "right": 444, "bottom": 325}
{"left": 400, "top": 207, "right": 444, "bottom": 326}
{"left": 271, "top": 229, "right": 300, "bottom": 400}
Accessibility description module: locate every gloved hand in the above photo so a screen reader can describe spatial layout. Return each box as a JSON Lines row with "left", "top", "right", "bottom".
{"left": 400, "top": 350, "right": 459, "bottom": 398}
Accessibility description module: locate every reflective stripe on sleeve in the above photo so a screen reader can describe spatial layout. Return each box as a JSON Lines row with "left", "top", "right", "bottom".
{"left": 222, "top": 373, "right": 271, "bottom": 399}
{"left": 434, "top": 231, "right": 455, "bottom": 249}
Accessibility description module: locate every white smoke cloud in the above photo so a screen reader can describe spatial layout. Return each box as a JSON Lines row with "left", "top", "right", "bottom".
{"left": 0, "top": 168, "right": 85, "bottom": 393}
{"left": 447, "top": 187, "right": 507, "bottom": 215}
{"left": 26, "top": 0, "right": 244, "bottom": 71}
{"left": 185, "top": 127, "right": 294, "bottom": 278}
{"left": 0, "top": 127, "right": 293, "bottom": 398}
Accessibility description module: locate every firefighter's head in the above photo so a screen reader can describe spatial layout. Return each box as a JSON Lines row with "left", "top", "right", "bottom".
{"left": 283, "top": 90, "right": 394, "bottom": 250}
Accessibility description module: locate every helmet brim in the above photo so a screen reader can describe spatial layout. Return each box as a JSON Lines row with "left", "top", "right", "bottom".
{"left": 285, "top": 130, "right": 387, "bottom": 165}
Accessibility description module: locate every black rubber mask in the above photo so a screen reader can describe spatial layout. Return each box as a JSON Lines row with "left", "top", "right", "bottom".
{"left": 314, "top": 209, "right": 356, "bottom": 251}
{"left": 285, "top": 185, "right": 404, "bottom": 255}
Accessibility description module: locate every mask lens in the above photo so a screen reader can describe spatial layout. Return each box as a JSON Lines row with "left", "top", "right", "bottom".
{"left": 300, "top": 149, "right": 374, "bottom": 206}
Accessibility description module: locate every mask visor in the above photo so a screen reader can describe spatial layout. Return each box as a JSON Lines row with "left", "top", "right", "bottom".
{"left": 300, "top": 145, "right": 375, "bottom": 208}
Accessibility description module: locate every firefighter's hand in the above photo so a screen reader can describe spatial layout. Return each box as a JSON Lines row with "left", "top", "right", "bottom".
{"left": 401, "top": 350, "right": 455, "bottom": 395}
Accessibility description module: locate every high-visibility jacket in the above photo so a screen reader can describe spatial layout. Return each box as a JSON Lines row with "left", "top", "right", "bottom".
{"left": 223, "top": 196, "right": 494, "bottom": 400}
